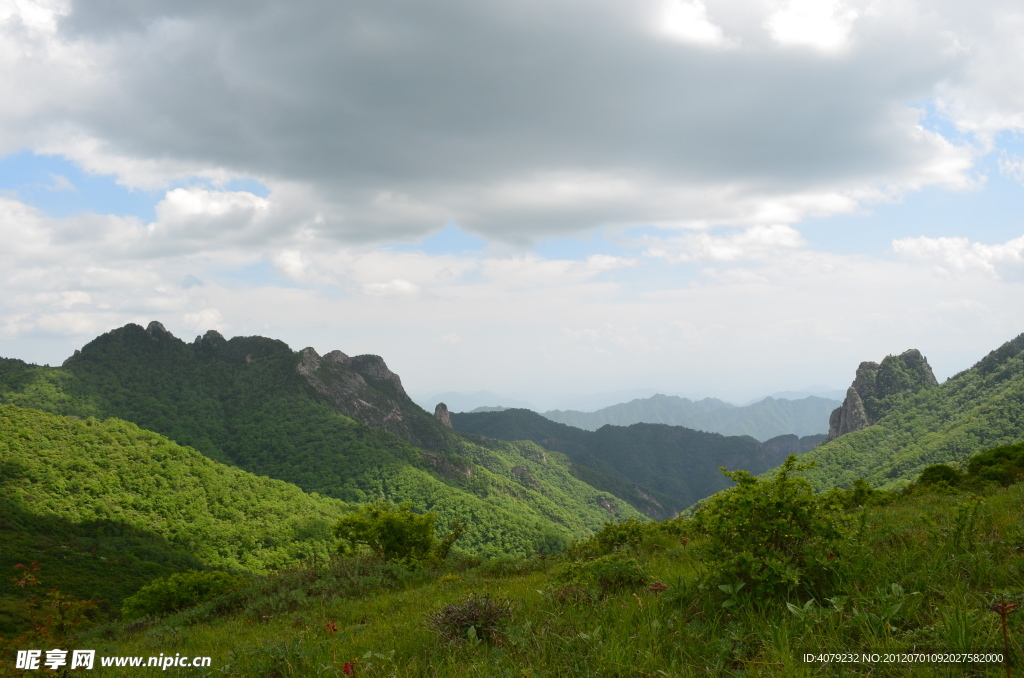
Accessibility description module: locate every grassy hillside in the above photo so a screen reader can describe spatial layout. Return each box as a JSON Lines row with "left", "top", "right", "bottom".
{"left": 0, "top": 404, "right": 349, "bottom": 624}
{"left": 795, "top": 333, "right": 1024, "bottom": 491}
{"left": 543, "top": 394, "right": 838, "bottom": 440}
{"left": 41, "top": 458, "right": 1024, "bottom": 677}
{"left": 452, "top": 408, "right": 822, "bottom": 510}
{"left": 0, "top": 324, "right": 642, "bottom": 558}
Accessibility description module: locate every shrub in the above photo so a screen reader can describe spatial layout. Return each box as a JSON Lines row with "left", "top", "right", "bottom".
{"left": 967, "top": 442, "right": 1024, "bottom": 486}
{"left": 694, "top": 456, "right": 847, "bottom": 598}
{"left": 333, "top": 501, "right": 436, "bottom": 562}
{"left": 555, "top": 553, "right": 648, "bottom": 592}
{"left": 426, "top": 594, "right": 513, "bottom": 645}
{"left": 918, "top": 464, "right": 963, "bottom": 487}
{"left": 565, "top": 516, "right": 685, "bottom": 559}
{"left": 121, "top": 570, "right": 244, "bottom": 620}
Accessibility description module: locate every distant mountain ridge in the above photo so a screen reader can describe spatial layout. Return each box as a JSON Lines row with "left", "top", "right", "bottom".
{"left": 542, "top": 394, "right": 838, "bottom": 441}
{"left": 452, "top": 407, "right": 826, "bottom": 511}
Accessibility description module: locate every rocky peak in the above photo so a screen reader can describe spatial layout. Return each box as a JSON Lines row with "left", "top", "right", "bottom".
{"left": 828, "top": 348, "right": 938, "bottom": 440}
{"left": 192, "top": 329, "right": 226, "bottom": 348}
{"left": 323, "top": 350, "right": 350, "bottom": 364}
{"left": 434, "top": 403, "right": 453, "bottom": 428}
{"left": 145, "top": 321, "right": 175, "bottom": 340}
{"left": 345, "top": 355, "right": 408, "bottom": 399}
{"left": 296, "top": 347, "right": 321, "bottom": 378}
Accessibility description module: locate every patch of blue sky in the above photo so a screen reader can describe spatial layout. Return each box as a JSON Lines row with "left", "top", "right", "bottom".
{"left": 801, "top": 137, "right": 1024, "bottom": 255}
{"left": 912, "top": 98, "right": 975, "bottom": 144}
{"left": 388, "top": 222, "right": 489, "bottom": 255}
{"left": 0, "top": 150, "right": 161, "bottom": 221}
{"left": 216, "top": 177, "right": 271, "bottom": 198}
{"left": 530, "top": 227, "right": 636, "bottom": 261}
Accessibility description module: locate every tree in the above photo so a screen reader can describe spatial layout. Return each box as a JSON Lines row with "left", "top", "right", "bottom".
{"left": 333, "top": 501, "right": 438, "bottom": 562}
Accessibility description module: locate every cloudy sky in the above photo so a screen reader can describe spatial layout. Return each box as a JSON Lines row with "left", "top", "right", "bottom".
{"left": 2, "top": 0, "right": 1023, "bottom": 408}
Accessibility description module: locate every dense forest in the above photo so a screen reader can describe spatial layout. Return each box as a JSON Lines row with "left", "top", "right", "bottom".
{"left": 0, "top": 324, "right": 643, "bottom": 560}
{"left": 6, "top": 444, "right": 1024, "bottom": 676}
{"left": 0, "top": 404, "right": 350, "bottom": 632}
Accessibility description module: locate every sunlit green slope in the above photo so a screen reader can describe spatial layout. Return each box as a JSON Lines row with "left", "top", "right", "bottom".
{"left": 0, "top": 323, "right": 641, "bottom": 558}
{"left": 794, "top": 333, "right": 1024, "bottom": 490}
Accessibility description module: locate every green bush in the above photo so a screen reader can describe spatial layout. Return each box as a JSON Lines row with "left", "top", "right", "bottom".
{"left": 121, "top": 570, "right": 244, "bottom": 620}
{"left": 333, "top": 501, "right": 441, "bottom": 562}
{"left": 565, "top": 516, "right": 685, "bottom": 560}
{"left": 917, "top": 464, "right": 963, "bottom": 486}
{"left": 694, "top": 456, "right": 847, "bottom": 597}
{"left": 966, "top": 441, "right": 1024, "bottom": 486}
{"left": 555, "top": 553, "right": 648, "bottom": 592}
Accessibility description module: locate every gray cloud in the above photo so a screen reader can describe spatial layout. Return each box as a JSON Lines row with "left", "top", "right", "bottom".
{"left": 4, "top": 0, "right": 1019, "bottom": 243}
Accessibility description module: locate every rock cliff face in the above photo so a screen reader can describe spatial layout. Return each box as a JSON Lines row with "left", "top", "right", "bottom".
{"left": 296, "top": 346, "right": 451, "bottom": 451}
{"left": 828, "top": 349, "right": 938, "bottom": 440}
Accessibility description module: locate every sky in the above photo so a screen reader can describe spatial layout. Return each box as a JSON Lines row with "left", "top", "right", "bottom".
{"left": 1, "top": 0, "right": 1023, "bottom": 409}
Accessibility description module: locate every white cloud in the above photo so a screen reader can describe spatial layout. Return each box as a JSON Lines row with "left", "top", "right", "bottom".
{"left": 362, "top": 279, "right": 420, "bottom": 297}
{"left": 183, "top": 308, "right": 227, "bottom": 333}
{"left": 892, "top": 234, "right": 1024, "bottom": 278}
{"left": 998, "top": 152, "right": 1024, "bottom": 185}
{"left": 765, "top": 0, "right": 859, "bottom": 53}
{"left": 439, "top": 333, "right": 463, "bottom": 344}
{"left": 47, "top": 173, "right": 75, "bottom": 192}
{"left": 646, "top": 224, "right": 807, "bottom": 263}
{"left": 658, "top": 0, "right": 735, "bottom": 48}
{"left": 273, "top": 250, "right": 306, "bottom": 280}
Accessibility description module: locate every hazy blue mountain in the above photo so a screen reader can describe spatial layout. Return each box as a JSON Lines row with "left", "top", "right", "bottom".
{"left": 542, "top": 394, "right": 839, "bottom": 440}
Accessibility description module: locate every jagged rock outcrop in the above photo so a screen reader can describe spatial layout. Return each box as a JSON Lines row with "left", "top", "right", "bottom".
{"left": 828, "top": 348, "right": 938, "bottom": 440}
{"left": 828, "top": 387, "right": 870, "bottom": 439}
{"left": 295, "top": 346, "right": 449, "bottom": 451}
{"left": 434, "top": 403, "right": 453, "bottom": 428}
{"left": 192, "top": 329, "right": 226, "bottom": 349}
{"left": 145, "top": 321, "right": 174, "bottom": 339}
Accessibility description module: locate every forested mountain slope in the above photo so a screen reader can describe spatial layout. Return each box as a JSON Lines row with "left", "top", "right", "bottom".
{"left": 452, "top": 408, "right": 824, "bottom": 509}
{"left": 542, "top": 394, "right": 838, "bottom": 440}
{"left": 0, "top": 323, "right": 641, "bottom": 557}
{"left": 0, "top": 404, "right": 349, "bottom": 611}
{"left": 794, "top": 334, "right": 1024, "bottom": 490}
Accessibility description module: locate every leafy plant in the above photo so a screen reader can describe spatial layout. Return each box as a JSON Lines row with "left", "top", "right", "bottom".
{"left": 121, "top": 570, "right": 246, "bottom": 620}
{"left": 425, "top": 594, "right": 513, "bottom": 645}
{"left": 694, "top": 456, "right": 847, "bottom": 597}
{"left": 555, "top": 553, "right": 648, "bottom": 593}
{"left": 0, "top": 564, "right": 98, "bottom": 676}
{"left": 334, "top": 501, "right": 448, "bottom": 563}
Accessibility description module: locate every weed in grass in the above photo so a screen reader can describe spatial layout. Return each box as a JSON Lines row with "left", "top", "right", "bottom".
{"left": 426, "top": 594, "right": 514, "bottom": 645}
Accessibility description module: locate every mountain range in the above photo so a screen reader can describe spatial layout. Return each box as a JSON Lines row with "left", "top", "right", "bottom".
{"left": 0, "top": 322, "right": 642, "bottom": 561}
{"left": 451, "top": 407, "right": 825, "bottom": 512}
{"left": 541, "top": 393, "right": 838, "bottom": 440}
{"left": 3, "top": 322, "right": 1024, "bottom": 620}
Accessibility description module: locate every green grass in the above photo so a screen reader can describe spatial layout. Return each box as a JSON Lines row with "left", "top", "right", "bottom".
{"left": 46, "top": 480, "right": 1024, "bottom": 677}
